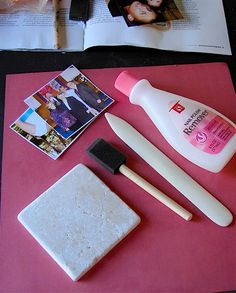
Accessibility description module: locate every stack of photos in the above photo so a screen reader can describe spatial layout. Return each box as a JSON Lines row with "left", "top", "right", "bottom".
{"left": 106, "top": 0, "right": 183, "bottom": 27}
{"left": 10, "top": 65, "right": 115, "bottom": 160}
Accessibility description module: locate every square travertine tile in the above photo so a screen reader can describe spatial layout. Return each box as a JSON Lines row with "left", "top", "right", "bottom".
{"left": 18, "top": 164, "right": 140, "bottom": 281}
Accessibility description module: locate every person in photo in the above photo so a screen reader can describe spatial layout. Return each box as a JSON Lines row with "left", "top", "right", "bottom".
{"left": 146, "top": 0, "right": 183, "bottom": 21}
{"left": 60, "top": 84, "right": 99, "bottom": 116}
{"left": 67, "top": 80, "right": 106, "bottom": 112}
{"left": 121, "top": 1, "right": 158, "bottom": 26}
{"left": 109, "top": 0, "right": 182, "bottom": 27}
{"left": 56, "top": 91, "right": 95, "bottom": 129}
{"left": 46, "top": 101, "right": 78, "bottom": 132}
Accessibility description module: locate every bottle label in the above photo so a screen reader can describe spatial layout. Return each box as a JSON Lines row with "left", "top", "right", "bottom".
{"left": 169, "top": 100, "right": 236, "bottom": 154}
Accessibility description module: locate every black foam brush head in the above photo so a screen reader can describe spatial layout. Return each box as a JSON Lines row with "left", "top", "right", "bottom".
{"left": 87, "top": 138, "right": 127, "bottom": 174}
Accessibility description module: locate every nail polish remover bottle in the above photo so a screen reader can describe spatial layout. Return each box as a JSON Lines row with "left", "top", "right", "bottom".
{"left": 115, "top": 71, "right": 236, "bottom": 173}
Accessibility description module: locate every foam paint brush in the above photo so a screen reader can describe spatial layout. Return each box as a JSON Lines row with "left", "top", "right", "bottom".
{"left": 87, "top": 138, "right": 192, "bottom": 221}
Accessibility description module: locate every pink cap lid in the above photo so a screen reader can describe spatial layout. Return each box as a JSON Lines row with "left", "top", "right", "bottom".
{"left": 115, "top": 71, "right": 139, "bottom": 97}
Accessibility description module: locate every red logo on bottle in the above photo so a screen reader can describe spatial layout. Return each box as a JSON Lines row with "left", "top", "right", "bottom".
{"left": 196, "top": 131, "right": 207, "bottom": 144}
{"left": 170, "top": 101, "right": 185, "bottom": 113}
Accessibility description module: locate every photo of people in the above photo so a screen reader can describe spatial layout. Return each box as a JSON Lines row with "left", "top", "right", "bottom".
{"left": 10, "top": 65, "right": 115, "bottom": 160}
{"left": 10, "top": 108, "right": 86, "bottom": 160}
{"left": 24, "top": 65, "right": 114, "bottom": 139}
{"left": 106, "top": 0, "right": 183, "bottom": 27}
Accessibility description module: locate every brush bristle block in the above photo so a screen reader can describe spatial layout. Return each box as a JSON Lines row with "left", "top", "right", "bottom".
{"left": 87, "top": 138, "right": 127, "bottom": 174}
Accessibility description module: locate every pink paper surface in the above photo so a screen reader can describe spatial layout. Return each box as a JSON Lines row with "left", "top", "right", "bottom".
{"left": 1, "top": 63, "right": 236, "bottom": 293}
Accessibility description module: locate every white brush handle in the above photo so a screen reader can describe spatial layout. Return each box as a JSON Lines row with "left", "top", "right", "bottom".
{"left": 119, "top": 164, "right": 192, "bottom": 221}
{"left": 105, "top": 113, "right": 233, "bottom": 227}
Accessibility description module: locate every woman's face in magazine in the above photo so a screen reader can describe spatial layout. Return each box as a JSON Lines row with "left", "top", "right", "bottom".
{"left": 147, "top": 0, "right": 163, "bottom": 8}
{"left": 127, "top": 1, "right": 157, "bottom": 23}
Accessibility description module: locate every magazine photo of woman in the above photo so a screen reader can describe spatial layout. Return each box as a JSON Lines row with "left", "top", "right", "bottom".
{"left": 108, "top": 0, "right": 183, "bottom": 27}
{"left": 146, "top": 0, "right": 183, "bottom": 21}
{"left": 117, "top": 0, "right": 159, "bottom": 26}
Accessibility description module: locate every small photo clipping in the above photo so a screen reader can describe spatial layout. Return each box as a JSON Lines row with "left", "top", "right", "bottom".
{"left": 106, "top": 0, "right": 183, "bottom": 27}
{"left": 25, "top": 65, "right": 114, "bottom": 140}
{"left": 10, "top": 108, "right": 87, "bottom": 160}
{"left": 10, "top": 65, "right": 115, "bottom": 159}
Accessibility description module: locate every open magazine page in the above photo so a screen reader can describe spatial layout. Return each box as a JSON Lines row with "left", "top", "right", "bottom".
{"left": 84, "top": 0, "right": 136, "bottom": 49}
{"left": 159, "top": 0, "right": 232, "bottom": 54}
{"left": 0, "top": 2, "right": 54, "bottom": 50}
{"left": 0, "top": 0, "right": 84, "bottom": 51}
{"left": 84, "top": 0, "right": 231, "bottom": 55}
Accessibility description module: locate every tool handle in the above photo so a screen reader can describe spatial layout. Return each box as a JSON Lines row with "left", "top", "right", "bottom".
{"left": 105, "top": 113, "right": 233, "bottom": 227}
{"left": 119, "top": 165, "right": 192, "bottom": 221}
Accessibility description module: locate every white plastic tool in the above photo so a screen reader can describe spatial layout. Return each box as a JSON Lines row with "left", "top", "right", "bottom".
{"left": 105, "top": 112, "right": 233, "bottom": 227}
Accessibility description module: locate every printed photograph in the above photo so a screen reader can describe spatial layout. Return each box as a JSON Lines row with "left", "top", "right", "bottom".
{"left": 25, "top": 65, "right": 114, "bottom": 139}
{"left": 10, "top": 108, "right": 87, "bottom": 160}
{"left": 106, "top": 0, "right": 183, "bottom": 27}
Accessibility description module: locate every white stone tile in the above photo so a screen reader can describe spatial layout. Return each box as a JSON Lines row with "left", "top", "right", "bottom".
{"left": 18, "top": 164, "right": 140, "bottom": 281}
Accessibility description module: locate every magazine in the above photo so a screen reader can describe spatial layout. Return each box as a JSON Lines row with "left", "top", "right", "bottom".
{"left": 0, "top": 0, "right": 231, "bottom": 55}
{"left": 10, "top": 65, "right": 114, "bottom": 160}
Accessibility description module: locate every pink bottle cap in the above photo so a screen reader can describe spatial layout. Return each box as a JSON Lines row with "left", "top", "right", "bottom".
{"left": 115, "top": 71, "right": 139, "bottom": 97}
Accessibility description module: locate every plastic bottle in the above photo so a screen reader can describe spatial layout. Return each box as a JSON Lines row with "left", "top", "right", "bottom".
{"left": 115, "top": 71, "right": 236, "bottom": 173}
